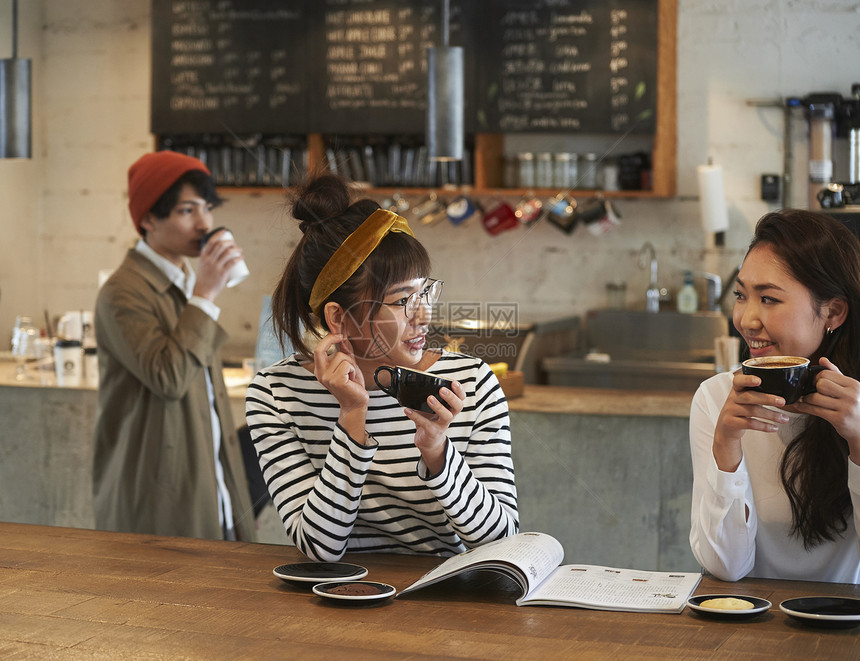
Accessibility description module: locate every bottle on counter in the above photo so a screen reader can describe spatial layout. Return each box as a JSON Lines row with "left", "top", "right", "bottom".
{"left": 677, "top": 271, "right": 698, "bottom": 314}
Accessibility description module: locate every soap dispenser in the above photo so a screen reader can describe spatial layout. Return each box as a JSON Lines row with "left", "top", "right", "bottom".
{"left": 677, "top": 270, "right": 698, "bottom": 314}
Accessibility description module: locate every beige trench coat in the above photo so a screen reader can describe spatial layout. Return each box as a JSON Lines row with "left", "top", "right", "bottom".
{"left": 93, "top": 250, "right": 256, "bottom": 541}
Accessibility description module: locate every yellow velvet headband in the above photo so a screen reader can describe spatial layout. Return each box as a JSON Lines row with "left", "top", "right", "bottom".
{"left": 309, "top": 208, "right": 415, "bottom": 316}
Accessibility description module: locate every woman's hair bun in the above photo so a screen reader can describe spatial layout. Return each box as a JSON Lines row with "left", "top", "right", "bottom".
{"left": 291, "top": 173, "right": 352, "bottom": 234}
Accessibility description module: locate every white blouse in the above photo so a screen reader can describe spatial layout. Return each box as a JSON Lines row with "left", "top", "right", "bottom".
{"left": 689, "top": 371, "right": 860, "bottom": 583}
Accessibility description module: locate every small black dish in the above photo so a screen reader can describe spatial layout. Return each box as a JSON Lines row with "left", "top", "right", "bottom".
{"left": 687, "top": 594, "right": 771, "bottom": 620}
{"left": 272, "top": 562, "right": 368, "bottom": 584}
{"left": 779, "top": 597, "right": 860, "bottom": 629}
{"left": 312, "top": 580, "right": 396, "bottom": 602}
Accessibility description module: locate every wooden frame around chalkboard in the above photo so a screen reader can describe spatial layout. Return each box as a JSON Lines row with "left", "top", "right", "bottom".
{"left": 470, "top": 0, "right": 677, "bottom": 198}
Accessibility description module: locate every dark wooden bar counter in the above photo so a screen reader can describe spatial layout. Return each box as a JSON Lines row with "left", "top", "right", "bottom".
{"left": 1, "top": 522, "right": 858, "bottom": 659}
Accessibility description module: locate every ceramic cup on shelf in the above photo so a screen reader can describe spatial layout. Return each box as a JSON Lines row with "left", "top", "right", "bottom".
{"left": 446, "top": 195, "right": 481, "bottom": 226}
{"left": 481, "top": 200, "right": 519, "bottom": 236}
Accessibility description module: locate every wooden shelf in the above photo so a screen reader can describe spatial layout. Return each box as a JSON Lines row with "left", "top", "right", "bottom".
{"left": 223, "top": 185, "right": 665, "bottom": 199}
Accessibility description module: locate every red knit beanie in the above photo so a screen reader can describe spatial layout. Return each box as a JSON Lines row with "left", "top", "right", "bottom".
{"left": 127, "top": 151, "right": 211, "bottom": 235}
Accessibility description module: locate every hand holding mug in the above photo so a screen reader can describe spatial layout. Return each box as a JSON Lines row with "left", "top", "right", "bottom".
{"left": 409, "top": 379, "right": 466, "bottom": 475}
{"left": 374, "top": 364, "right": 465, "bottom": 474}
{"left": 195, "top": 227, "right": 248, "bottom": 299}
{"left": 712, "top": 370, "right": 791, "bottom": 472}
{"left": 790, "top": 357, "right": 860, "bottom": 453}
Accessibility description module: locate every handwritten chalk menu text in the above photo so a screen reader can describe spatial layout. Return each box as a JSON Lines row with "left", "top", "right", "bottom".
{"left": 478, "top": 0, "right": 657, "bottom": 133}
{"left": 151, "top": 0, "right": 310, "bottom": 134}
{"left": 314, "top": 0, "right": 473, "bottom": 134}
{"left": 151, "top": 0, "right": 659, "bottom": 136}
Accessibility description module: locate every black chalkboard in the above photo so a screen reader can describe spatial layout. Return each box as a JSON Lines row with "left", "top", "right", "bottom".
{"left": 309, "top": 0, "right": 476, "bottom": 135}
{"left": 151, "top": 0, "right": 311, "bottom": 134}
{"left": 151, "top": 0, "right": 660, "bottom": 136}
{"left": 477, "top": 0, "right": 658, "bottom": 133}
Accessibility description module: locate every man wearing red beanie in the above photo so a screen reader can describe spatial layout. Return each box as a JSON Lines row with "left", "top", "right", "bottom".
{"left": 92, "top": 150, "right": 256, "bottom": 542}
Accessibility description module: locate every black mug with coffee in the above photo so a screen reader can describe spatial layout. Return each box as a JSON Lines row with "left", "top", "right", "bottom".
{"left": 741, "top": 356, "right": 825, "bottom": 404}
{"left": 373, "top": 365, "right": 453, "bottom": 413}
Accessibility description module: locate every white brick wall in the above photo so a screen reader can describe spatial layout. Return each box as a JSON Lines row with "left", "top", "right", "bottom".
{"left": 1, "top": 0, "right": 858, "bottom": 355}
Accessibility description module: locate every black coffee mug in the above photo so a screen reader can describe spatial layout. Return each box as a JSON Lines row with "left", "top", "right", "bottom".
{"left": 373, "top": 365, "right": 453, "bottom": 413}
{"left": 741, "top": 356, "right": 825, "bottom": 405}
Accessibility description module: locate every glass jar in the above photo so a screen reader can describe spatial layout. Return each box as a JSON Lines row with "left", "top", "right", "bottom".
{"left": 581, "top": 153, "right": 597, "bottom": 189}
{"left": 536, "top": 152, "right": 553, "bottom": 188}
{"left": 601, "top": 159, "right": 619, "bottom": 191}
{"left": 553, "top": 152, "right": 577, "bottom": 189}
{"left": 517, "top": 152, "right": 535, "bottom": 188}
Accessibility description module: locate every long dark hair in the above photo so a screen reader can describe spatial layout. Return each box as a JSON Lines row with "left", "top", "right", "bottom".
{"left": 272, "top": 173, "right": 431, "bottom": 358}
{"left": 747, "top": 209, "right": 860, "bottom": 547}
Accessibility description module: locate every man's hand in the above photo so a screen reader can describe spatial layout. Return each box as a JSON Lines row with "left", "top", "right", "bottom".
{"left": 193, "top": 229, "right": 243, "bottom": 301}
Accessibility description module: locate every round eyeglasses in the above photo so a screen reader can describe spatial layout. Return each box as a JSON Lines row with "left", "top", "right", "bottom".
{"left": 381, "top": 279, "right": 444, "bottom": 319}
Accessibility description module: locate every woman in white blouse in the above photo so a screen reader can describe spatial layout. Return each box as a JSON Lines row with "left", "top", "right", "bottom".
{"left": 690, "top": 209, "right": 860, "bottom": 583}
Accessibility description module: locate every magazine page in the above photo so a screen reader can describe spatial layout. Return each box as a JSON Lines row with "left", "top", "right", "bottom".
{"left": 518, "top": 565, "right": 702, "bottom": 613}
{"left": 399, "top": 532, "right": 564, "bottom": 597}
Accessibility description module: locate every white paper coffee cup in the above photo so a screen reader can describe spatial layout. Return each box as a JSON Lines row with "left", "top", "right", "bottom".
{"left": 54, "top": 339, "right": 83, "bottom": 387}
{"left": 202, "top": 227, "right": 249, "bottom": 288}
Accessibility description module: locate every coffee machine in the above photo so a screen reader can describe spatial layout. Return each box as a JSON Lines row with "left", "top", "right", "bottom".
{"left": 795, "top": 84, "right": 860, "bottom": 238}
{"left": 797, "top": 85, "right": 859, "bottom": 209}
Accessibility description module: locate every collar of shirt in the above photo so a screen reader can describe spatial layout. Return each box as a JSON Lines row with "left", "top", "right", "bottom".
{"left": 134, "top": 239, "right": 221, "bottom": 322}
{"left": 135, "top": 238, "right": 195, "bottom": 300}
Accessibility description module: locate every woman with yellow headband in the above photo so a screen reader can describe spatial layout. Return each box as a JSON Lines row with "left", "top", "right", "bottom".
{"left": 246, "top": 174, "right": 518, "bottom": 561}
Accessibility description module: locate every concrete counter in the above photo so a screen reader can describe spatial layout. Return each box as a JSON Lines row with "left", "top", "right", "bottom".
{"left": 0, "top": 369, "right": 698, "bottom": 571}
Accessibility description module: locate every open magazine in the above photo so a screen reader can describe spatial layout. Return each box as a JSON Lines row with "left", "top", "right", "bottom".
{"left": 399, "top": 532, "right": 702, "bottom": 613}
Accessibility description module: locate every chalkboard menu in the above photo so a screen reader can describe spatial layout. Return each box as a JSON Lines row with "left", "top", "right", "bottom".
{"left": 151, "top": 0, "right": 660, "bottom": 136}
{"left": 151, "top": 1, "right": 311, "bottom": 134}
{"left": 477, "top": 0, "right": 658, "bottom": 133}
{"left": 312, "top": 0, "right": 476, "bottom": 134}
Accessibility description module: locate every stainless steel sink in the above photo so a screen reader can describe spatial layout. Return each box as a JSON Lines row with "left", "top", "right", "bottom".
{"left": 541, "top": 309, "right": 729, "bottom": 391}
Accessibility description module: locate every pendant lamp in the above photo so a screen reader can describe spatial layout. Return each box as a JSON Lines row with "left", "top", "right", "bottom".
{"left": 0, "top": 0, "right": 32, "bottom": 159}
{"left": 426, "top": 0, "right": 463, "bottom": 161}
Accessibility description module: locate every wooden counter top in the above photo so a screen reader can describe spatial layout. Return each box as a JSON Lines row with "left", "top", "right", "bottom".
{"left": 0, "top": 361, "right": 693, "bottom": 419}
{"left": 3, "top": 522, "right": 859, "bottom": 659}
{"left": 508, "top": 384, "right": 694, "bottom": 418}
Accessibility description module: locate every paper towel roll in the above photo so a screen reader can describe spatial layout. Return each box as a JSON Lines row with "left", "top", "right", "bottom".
{"left": 697, "top": 164, "right": 729, "bottom": 233}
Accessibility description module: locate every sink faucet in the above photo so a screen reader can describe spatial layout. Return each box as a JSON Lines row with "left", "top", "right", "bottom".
{"left": 638, "top": 242, "right": 660, "bottom": 313}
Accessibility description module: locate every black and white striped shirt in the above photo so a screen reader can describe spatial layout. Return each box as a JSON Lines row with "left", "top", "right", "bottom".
{"left": 245, "top": 351, "right": 518, "bottom": 560}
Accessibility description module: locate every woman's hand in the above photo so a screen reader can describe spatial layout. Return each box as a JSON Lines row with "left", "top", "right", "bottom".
{"left": 405, "top": 381, "right": 466, "bottom": 476}
{"left": 313, "top": 334, "right": 369, "bottom": 443}
{"left": 713, "top": 371, "right": 789, "bottom": 471}
{"left": 793, "top": 357, "right": 860, "bottom": 461}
